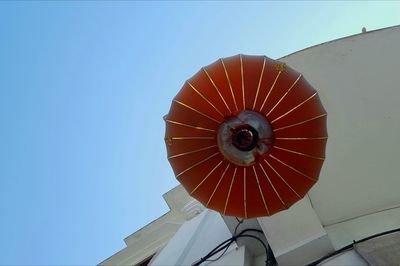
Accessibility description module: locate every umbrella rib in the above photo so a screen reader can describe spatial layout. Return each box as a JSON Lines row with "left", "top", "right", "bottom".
{"left": 244, "top": 167, "right": 247, "bottom": 219}
{"left": 252, "top": 56, "right": 266, "bottom": 110}
{"left": 186, "top": 81, "right": 224, "bottom": 117}
{"left": 190, "top": 160, "right": 224, "bottom": 195}
{"left": 173, "top": 100, "right": 221, "bottom": 124}
{"left": 206, "top": 163, "right": 230, "bottom": 207}
{"left": 260, "top": 70, "right": 282, "bottom": 112}
{"left": 165, "top": 119, "right": 215, "bottom": 132}
{"left": 168, "top": 144, "right": 217, "bottom": 159}
{"left": 171, "top": 136, "right": 215, "bottom": 140}
{"left": 176, "top": 152, "right": 219, "bottom": 178}
{"left": 263, "top": 159, "right": 301, "bottom": 199}
{"left": 259, "top": 163, "right": 287, "bottom": 208}
{"left": 267, "top": 74, "right": 302, "bottom": 117}
{"left": 224, "top": 167, "right": 237, "bottom": 215}
{"left": 273, "top": 113, "right": 327, "bottom": 132}
{"left": 203, "top": 68, "right": 232, "bottom": 114}
{"left": 276, "top": 137, "right": 328, "bottom": 140}
{"left": 271, "top": 92, "right": 317, "bottom": 124}
{"left": 240, "top": 54, "right": 246, "bottom": 110}
{"left": 220, "top": 59, "right": 239, "bottom": 111}
{"left": 252, "top": 166, "right": 270, "bottom": 215}
{"left": 273, "top": 145, "right": 325, "bottom": 161}
{"left": 269, "top": 154, "right": 317, "bottom": 182}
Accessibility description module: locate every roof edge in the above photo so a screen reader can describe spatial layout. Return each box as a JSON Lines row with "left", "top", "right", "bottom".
{"left": 279, "top": 24, "right": 400, "bottom": 60}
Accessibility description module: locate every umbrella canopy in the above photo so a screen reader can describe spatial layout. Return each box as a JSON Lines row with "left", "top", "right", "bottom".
{"left": 164, "top": 55, "right": 327, "bottom": 218}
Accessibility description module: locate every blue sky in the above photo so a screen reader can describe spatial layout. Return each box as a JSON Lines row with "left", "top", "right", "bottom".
{"left": 0, "top": 1, "right": 398, "bottom": 265}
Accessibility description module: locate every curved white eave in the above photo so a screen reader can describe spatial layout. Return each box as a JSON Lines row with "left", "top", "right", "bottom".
{"left": 279, "top": 25, "right": 400, "bottom": 226}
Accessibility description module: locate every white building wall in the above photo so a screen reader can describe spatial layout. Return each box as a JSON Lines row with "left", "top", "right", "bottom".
{"left": 151, "top": 209, "right": 261, "bottom": 266}
{"left": 151, "top": 210, "right": 237, "bottom": 266}
{"left": 258, "top": 198, "right": 334, "bottom": 265}
{"left": 99, "top": 186, "right": 205, "bottom": 266}
{"left": 280, "top": 26, "right": 400, "bottom": 227}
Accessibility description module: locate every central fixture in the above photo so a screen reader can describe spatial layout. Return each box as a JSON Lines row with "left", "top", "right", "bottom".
{"left": 218, "top": 110, "right": 273, "bottom": 166}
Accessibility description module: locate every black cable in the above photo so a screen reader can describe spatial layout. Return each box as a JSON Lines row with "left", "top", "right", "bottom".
{"left": 236, "top": 234, "right": 276, "bottom": 266}
{"left": 237, "top": 228, "right": 264, "bottom": 235}
{"left": 205, "top": 240, "right": 234, "bottom": 262}
{"left": 234, "top": 217, "right": 244, "bottom": 236}
{"left": 306, "top": 244, "right": 353, "bottom": 266}
{"left": 205, "top": 240, "right": 234, "bottom": 260}
{"left": 205, "top": 219, "right": 256, "bottom": 263}
{"left": 307, "top": 227, "right": 400, "bottom": 266}
{"left": 192, "top": 216, "right": 271, "bottom": 266}
{"left": 202, "top": 238, "right": 234, "bottom": 260}
{"left": 192, "top": 228, "right": 275, "bottom": 266}
{"left": 236, "top": 234, "right": 268, "bottom": 253}
{"left": 192, "top": 238, "right": 235, "bottom": 266}
{"left": 266, "top": 242, "right": 277, "bottom": 266}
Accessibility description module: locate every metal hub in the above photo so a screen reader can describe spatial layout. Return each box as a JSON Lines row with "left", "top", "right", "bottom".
{"left": 217, "top": 110, "right": 273, "bottom": 166}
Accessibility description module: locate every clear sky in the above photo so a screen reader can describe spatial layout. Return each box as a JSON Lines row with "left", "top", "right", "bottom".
{"left": 0, "top": 1, "right": 398, "bottom": 265}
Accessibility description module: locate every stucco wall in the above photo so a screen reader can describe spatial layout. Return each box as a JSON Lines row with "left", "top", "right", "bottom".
{"left": 280, "top": 26, "right": 400, "bottom": 226}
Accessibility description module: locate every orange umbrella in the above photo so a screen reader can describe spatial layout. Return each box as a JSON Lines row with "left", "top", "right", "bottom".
{"left": 164, "top": 55, "right": 327, "bottom": 218}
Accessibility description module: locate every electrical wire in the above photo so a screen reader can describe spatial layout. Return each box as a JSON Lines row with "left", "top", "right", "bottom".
{"left": 307, "top": 227, "right": 400, "bottom": 266}
{"left": 236, "top": 234, "right": 268, "bottom": 253}
{"left": 192, "top": 239, "right": 234, "bottom": 266}
{"left": 205, "top": 241, "right": 233, "bottom": 259}
{"left": 193, "top": 221, "right": 400, "bottom": 266}
{"left": 234, "top": 233, "right": 276, "bottom": 266}
{"left": 234, "top": 217, "right": 244, "bottom": 236}
{"left": 192, "top": 224, "right": 276, "bottom": 266}
{"left": 205, "top": 240, "right": 233, "bottom": 262}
